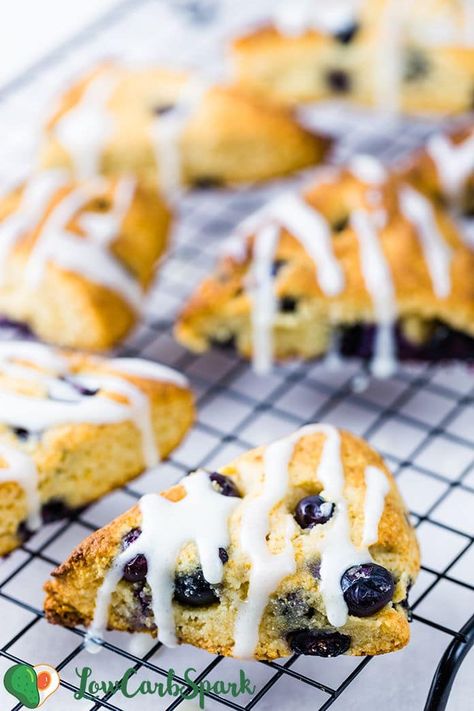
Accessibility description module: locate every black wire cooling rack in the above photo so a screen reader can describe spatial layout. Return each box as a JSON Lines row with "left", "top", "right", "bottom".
{"left": 0, "top": 1, "right": 472, "bottom": 710}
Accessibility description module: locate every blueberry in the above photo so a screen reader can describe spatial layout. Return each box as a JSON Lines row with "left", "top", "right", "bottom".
{"left": 154, "top": 104, "right": 175, "bottom": 115}
{"left": 341, "top": 563, "right": 394, "bottom": 617}
{"left": 41, "top": 499, "right": 76, "bottom": 523}
{"left": 17, "top": 521, "right": 33, "bottom": 545}
{"left": 218, "top": 547, "right": 229, "bottom": 564}
{"left": 287, "top": 629, "right": 351, "bottom": 656}
{"left": 192, "top": 177, "right": 222, "bottom": 189}
{"left": 271, "top": 259, "right": 287, "bottom": 276}
{"left": 334, "top": 23, "right": 359, "bottom": 44}
{"left": 332, "top": 215, "right": 349, "bottom": 233}
{"left": 122, "top": 527, "right": 142, "bottom": 549}
{"left": 294, "top": 495, "right": 335, "bottom": 529}
{"left": 273, "top": 592, "right": 314, "bottom": 624}
{"left": 209, "top": 334, "right": 236, "bottom": 350}
{"left": 403, "top": 49, "right": 430, "bottom": 82}
{"left": 325, "top": 69, "right": 351, "bottom": 94}
{"left": 12, "top": 427, "right": 29, "bottom": 441}
{"left": 92, "top": 197, "right": 111, "bottom": 211}
{"left": 123, "top": 554, "right": 148, "bottom": 583}
{"left": 279, "top": 296, "right": 298, "bottom": 313}
{"left": 174, "top": 569, "right": 220, "bottom": 606}
{"left": 0, "top": 317, "right": 33, "bottom": 338}
{"left": 209, "top": 472, "right": 241, "bottom": 498}
{"left": 309, "top": 559, "right": 321, "bottom": 580}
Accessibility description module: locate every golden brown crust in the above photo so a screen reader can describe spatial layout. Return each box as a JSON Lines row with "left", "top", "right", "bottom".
{"left": 175, "top": 165, "right": 474, "bottom": 363}
{"left": 39, "top": 64, "right": 330, "bottom": 188}
{"left": 0, "top": 348, "right": 194, "bottom": 556}
{"left": 44, "top": 427, "right": 419, "bottom": 660}
{"left": 0, "top": 175, "right": 171, "bottom": 350}
{"left": 230, "top": 1, "right": 474, "bottom": 113}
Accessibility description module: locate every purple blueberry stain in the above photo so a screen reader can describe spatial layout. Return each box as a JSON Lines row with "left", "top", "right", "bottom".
{"left": 273, "top": 592, "right": 315, "bottom": 624}
{"left": 218, "top": 547, "right": 229, "bottom": 564}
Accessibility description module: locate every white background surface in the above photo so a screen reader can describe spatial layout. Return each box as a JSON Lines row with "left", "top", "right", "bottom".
{"left": 0, "top": 2, "right": 471, "bottom": 711}
{"left": 0, "top": 0, "right": 118, "bottom": 86}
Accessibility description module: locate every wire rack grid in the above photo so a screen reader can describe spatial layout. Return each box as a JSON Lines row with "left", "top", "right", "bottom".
{"left": 0, "top": 2, "right": 472, "bottom": 711}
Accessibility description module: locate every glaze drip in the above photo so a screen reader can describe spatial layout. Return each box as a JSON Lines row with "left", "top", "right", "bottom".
{"left": 87, "top": 470, "right": 238, "bottom": 649}
{"left": 241, "top": 192, "right": 343, "bottom": 374}
{"left": 54, "top": 69, "right": 117, "bottom": 179}
{"left": 85, "top": 424, "right": 394, "bottom": 656}
{"left": 427, "top": 132, "right": 474, "bottom": 202}
{"left": 351, "top": 209, "right": 397, "bottom": 378}
{"left": 0, "top": 342, "right": 186, "bottom": 526}
{"left": 22, "top": 176, "right": 142, "bottom": 311}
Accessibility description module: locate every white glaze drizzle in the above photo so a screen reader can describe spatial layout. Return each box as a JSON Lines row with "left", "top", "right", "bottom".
{"left": 0, "top": 341, "right": 185, "bottom": 521}
{"left": 361, "top": 466, "right": 390, "bottom": 547}
{"left": 54, "top": 70, "right": 117, "bottom": 180}
{"left": 151, "top": 78, "right": 210, "bottom": 199}
{"left": 351, "top": 209, "right": 397, "bottom": 378}
{"left": 0, "top": 171, "right": 68, "bottom": 285}
{"left": 23, "top": 178, "right": 142, "bottom": 312}
{"left": 311, "top": 424, "right": 370, "bottom": 627}
{"left": 274, "top": 0, "right": 360, "bottom": 36}
{"left": 399, "top": 185, "right": 452, "bottom": 298}
{"left": 86, "top": 470, "right": 239, "bottom": 650}
{"left": 426, "top": 132, "right": 474, "bottom": 202}
{"left": 232, "top": 428, "right": 303, "bottom": 657}
{"left": 87, "top": 424, "right": 393, "bottom": 655}
{"left": 349, "top": 155, "right": 387, "bottom": 185}
{"left": 242, "top": 192, "right": 344, "bottom": 374}
{"left": 269, "top": 194, "right": 345, "bottom": 296}
{"left": 248, "top": 222, "right": 280, "bottom": 375}
{"left": 0, "top": 444, "right": 41, "bottom": 531}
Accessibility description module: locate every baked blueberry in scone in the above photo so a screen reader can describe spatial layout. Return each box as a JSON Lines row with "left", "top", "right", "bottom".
{"left": 44, "top": 424, "right": 419, "bottom": 659}
{"left": 230, "top": 0, "right": 474, "bottom": 114}
{"left": 400, "top": 123, "right": 474, "bottom": 216}
{"left": 175, "top": 156, "right": 474, "bottom": 377}
{"left": 0, "top": 170, "right": 171, "bottom": 350}
{"left": 0, "top": 341, "right": 194, "bottom": 556}
{"left": 38, "top": 63, "right": 331, "bottom": 195}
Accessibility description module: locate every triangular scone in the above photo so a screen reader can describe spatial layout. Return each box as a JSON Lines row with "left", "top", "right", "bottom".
{"left": 175, "top": 157, "right": 474, "bottom": 377}
{"left": 231, "top": 0, "right": 474, "bottom": 114}
{"left": 400, "top": 123, "right": 474, "bottom": 216}
{"left": 44, "top": 424, "right": 419, "bottom": 659}
{"left": 0, "top": 341, "right": 194, "bottom": 556}
{"left": 38, "top": 63, "right": 330, "bottom": 192}
{"left": 0, "top": 170, "right": 171, "bottom": 350}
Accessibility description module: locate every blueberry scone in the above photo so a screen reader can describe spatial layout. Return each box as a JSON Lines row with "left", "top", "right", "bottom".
{"left": 39, "top": 63, "right": 331, "bottom": 195}
{"left": 231, "top": 0, "right": 474, "bottom": 114}
{"left": 0, "top": 170, "right": 171, "bottom": 350}
{"left": 0, "top": 341, "right": 194, "bottom": 556}
{"left": 401, "top": 123, "right": 474, "bottom": 215}
{"left": 44, "top": 424, "right": 419, "bottom": 659}
{"left": 175, "top": 157, "right": 474, "bottom": 377}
